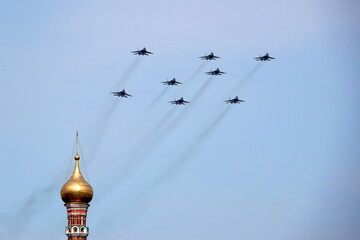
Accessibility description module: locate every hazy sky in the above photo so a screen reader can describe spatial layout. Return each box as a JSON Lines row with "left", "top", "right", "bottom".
{"left": 0, "top": 1, "right": 359, "bottom": 240}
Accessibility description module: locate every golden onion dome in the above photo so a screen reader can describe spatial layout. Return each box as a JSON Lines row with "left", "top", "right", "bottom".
{"left": 60, "top": 153, "right": 93, "bottom": 203}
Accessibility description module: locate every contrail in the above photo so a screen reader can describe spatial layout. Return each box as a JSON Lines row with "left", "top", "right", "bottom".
{"left": 0, "top": 176, "right": 63, "bottom": 239}
{"left": 190, "top": 76, "right": 214, "bottom": 104}
{"left": 98, "top": 106, "right": 232, "bottom": 223}
{"left": 174, "top": 61, "right": 208, "bottom": 96}
{"left": 122, "top": 107, "right": 178, "bottom": 170}
{"left": 97, "top": 63, "right": 210, "bottom": 199}
{"left": 154, "top": 105, "right": 232, "bottom": 182}
{"left": 152, "top": 63, "right": 262, "bottom": 180}
{"left": 116, "top": 87, "right": 171, "bottom": 147}
{"left": 95, "top": 107, "right": 178, "bottom": 201}
{"left": 113, "top": 74, "right": 204, "bottom": 171}
{"left": 122, "top": 105, "right": 177, "bottom": 154}
{"left": 143, "top": 106, "right": 177, "bottom": 142}
{"left": 88, "top": 99, "right": 119, "bottom": 164}
{"left": 113, "top": 56, "right": 142, "bottom": 89}
{"left": 87, "top": 57, "right": 143, "bottom": 164}
{"left": 144, "top": 87, "right": 169, "bottom": 113}
{"left": 1, "top": 139, "right": 91, "bottom": 238}
{"left": 0, "top": 144, "right": 78, "bottom": 239}
{"left": 130, "top": 75, "right": 216, "bottom": 166}
{"left": 197, "top": 105, "right": 232, "bottom": 142}
{"left": 188, "top": 61, "right": 208, "bottom": 81}
{"left": 1, "top": 57, "right": 140, "bottom": 234}
{"left": 158, "top": 76, "right": 215, "bottom": 138}
{"left": 152, "top": 67, "right": 214, "bottom": 142}
{"left": 229, "top": 62, "right": 263, "bottom": 96}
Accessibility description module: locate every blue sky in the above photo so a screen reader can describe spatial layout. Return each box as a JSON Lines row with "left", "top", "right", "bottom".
{"left": 0, "top": 0, "right": 359, "bottom": 239}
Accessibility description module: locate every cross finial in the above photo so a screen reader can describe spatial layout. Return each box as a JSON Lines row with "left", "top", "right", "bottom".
{"left": 75, "top": 130, "right": 79, "bottom": 155}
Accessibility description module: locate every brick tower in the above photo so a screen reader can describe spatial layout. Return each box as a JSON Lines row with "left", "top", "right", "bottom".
{"left": 60, "top": 132, "right": 94, "bottom": 240}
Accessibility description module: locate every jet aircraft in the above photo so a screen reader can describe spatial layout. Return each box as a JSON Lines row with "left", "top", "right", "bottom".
{"left": 199, "top": 52, "right": 220, "bottom": 60}
{"left": 162, "top": 78, "right": 182, "bottom": 86}
{"left": 254, "top": 53, "right": 275, "bottom": 61}
{"left": 205, "top": 68, "right": 226, "bottom": 76}
{"left": 131, "top": 47, "right": 153, "bottom": 56}
{"left": 169, "top": 97, "right": 190, "bottom": 105}
{"left": 111, "top": 89, "right": 132, "bottom": 98}
{"left": 224, "top": 96, "right": 245, "bottom": 104}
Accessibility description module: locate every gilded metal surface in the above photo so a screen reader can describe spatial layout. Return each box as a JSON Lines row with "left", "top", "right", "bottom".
{"left": 60, "top": 154, "right": 93, "bottom": 203}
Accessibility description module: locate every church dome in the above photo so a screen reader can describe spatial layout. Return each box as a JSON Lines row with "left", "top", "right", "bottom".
{"left": 60, "top": 153, "right": 93, "bottom": 204}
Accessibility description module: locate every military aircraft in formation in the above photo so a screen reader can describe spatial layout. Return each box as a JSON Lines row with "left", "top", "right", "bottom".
{"left": 111, "top": 89, "right": 132, "bottom": 98}
{"left": 224, "top": 96, "right": 245, "bottom": 104}
{"left": 112, "top": 49, "right": 274, "bottom": 104}
{"left": 205, "top": 68, "right": 226, "bottom": 76}
{"left": 199, "top": 52, "right": 220, "bottom": 60}
{"left": 131, "top": 47, "right": 153, "bottom": 56}
{"left": 162, "top": 78, "right": 182, "bottom": 86}
{"left": 254, "top": 53, "right": 275, "bottom": 61}
{"left": 169, "top": 97, "right": 190, "bottom": 105}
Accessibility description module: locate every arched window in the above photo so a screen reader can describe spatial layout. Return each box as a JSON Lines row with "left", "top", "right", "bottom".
{"left": 73, "top": 227, "right": 78, "bottom": 233}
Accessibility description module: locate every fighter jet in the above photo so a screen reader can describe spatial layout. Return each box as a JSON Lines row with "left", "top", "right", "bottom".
{"left": 131, "top": 47, "right": 153, "bottom": 56}
{"left": 111, "top": 89, "right": 132, "bottom": 98}
{"left": 199, "top": 52, "right": 220, "bottom": 60}
{"left": 169, "top": 97, "right": 190, "bottom": 105}
{"left": 254, "top": 53, "right": 275, "bottom": 61}
{"left": 162, "top": 78, "right": 182, "bottom": 86}
{"left": 224, "top": 96, "right": 245, "bottom": 104}
{"left": 205, "top": 68, "right": 226, "bottom": 76}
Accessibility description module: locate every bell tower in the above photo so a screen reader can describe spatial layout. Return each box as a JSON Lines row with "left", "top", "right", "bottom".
{"left": 60, "top": 132, "right": 94, "bottom": 240}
